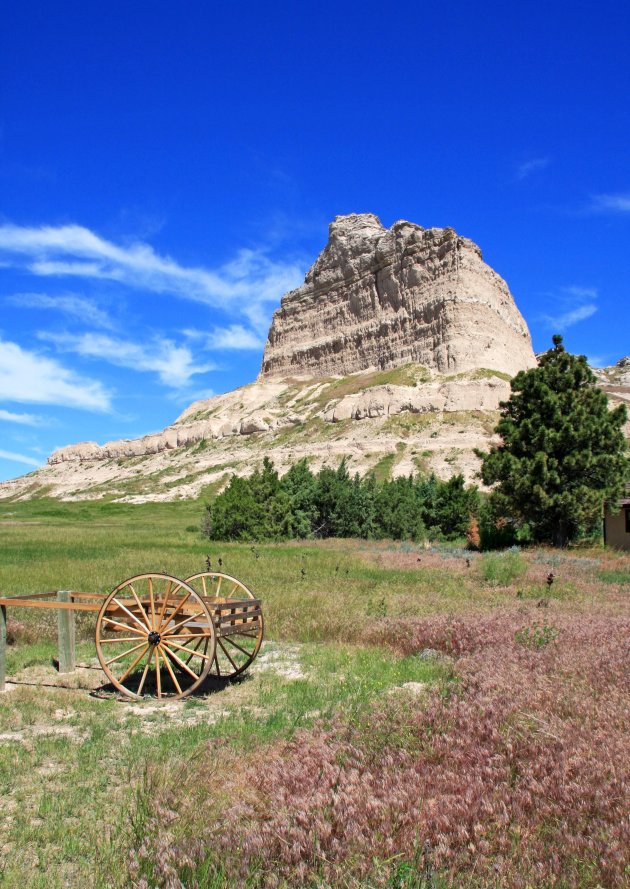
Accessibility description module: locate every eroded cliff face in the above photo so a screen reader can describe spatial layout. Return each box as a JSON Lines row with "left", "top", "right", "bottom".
{"left": 261, "top": 213, "right": 536, "bottom": 379}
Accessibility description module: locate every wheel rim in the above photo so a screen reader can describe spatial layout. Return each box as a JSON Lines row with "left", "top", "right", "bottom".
{"left": 184, "top": 572, "right": 263, "bottom": 679}
{"left": 95, "top": 573, "right": 216, "bottom": 700}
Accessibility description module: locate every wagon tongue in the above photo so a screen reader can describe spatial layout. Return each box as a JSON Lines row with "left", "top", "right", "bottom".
{"left": 148, "top": 631, "right": 161, "bottom": 646}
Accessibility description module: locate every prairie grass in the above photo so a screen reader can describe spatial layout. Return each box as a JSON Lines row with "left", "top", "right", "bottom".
{"left": 1, "top": 498, "right": 629, "bottom": 887}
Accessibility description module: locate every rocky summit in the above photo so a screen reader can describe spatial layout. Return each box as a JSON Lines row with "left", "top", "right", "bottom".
{"left": 261, "top": 213, "right": 536, "bottom": 379}
{"left": 0, "top": 213, "right": 552, "bottom": 503}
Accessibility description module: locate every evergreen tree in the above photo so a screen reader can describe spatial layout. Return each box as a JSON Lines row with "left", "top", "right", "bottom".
{"left": 480, "top": 336, "right": 629, "bottom": 546}
{"left": 280, "top": 459, "right": 317, "bottom": 538}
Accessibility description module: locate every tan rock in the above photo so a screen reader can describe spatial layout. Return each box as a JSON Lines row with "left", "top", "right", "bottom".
{"left": 261, "top": 213, "right": 536, "bottom": 379}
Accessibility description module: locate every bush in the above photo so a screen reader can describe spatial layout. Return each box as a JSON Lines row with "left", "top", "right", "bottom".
{"left": 480, "top": 549, "right": 527, "bottom": 585}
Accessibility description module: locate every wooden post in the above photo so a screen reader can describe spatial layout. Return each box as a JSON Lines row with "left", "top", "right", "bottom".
{"left": 57, "top": 591, "right": 76, "bottom": 674}
{"left": 0, "top": 605, "right": 6, "bottom": 692}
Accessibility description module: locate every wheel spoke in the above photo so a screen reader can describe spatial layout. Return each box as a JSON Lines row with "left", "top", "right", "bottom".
{"left": 167, "top": 639, "right": 214, "bottom": 661}
{"left": 100, "top": 636, "right": 146, "bottom": 645}
{"left": 113, "top": 597, "right": 150, "bottom": 633}
{"left": 212, "top": 650, "right": 221, "bottom": 676}
{"left": 117, "top": 644, "right": 150, "bottom": 685}
{"left": 102, "top": 616, "right": 146, "bottom": 636}
{"left": 155, "top": 647, "right": 162, "bottom": 699}
{"left": 159, "top": 645, "right": 183, "bottom": 695}
{"left": 148, "top": 577, "right": 156, "bottom": 630}
{"left": 157, "top": 579, "right": 184, "bottom": 629}
{"left": 161, "top": 644, "right": 202, "bottom": 682}
{"left": 128, "top": 583, "right": 151, "bottom": 631}
{"left": 162, "top": 609, "right": 206, "bottom": 636}
{"left": 105, "top": 640, "right": 148, "bottom": 666}
{"left": 137, "top": 653, "right": 152, "bottom": 696}
{"left": 183, "top": 635, "right": 204, "bottom": 665}
{"left": 217, "top": 638, "right": 239, "bottom": 672}
{"left": 224, "top": 635, "right": 255, "bottom": 658}
{"left": 158, "top": 589, "right": 192, "bottom": 633}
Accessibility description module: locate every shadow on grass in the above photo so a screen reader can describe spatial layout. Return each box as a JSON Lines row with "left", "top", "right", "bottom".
{"left": 89, "top": 667, "right": 252, "bottom": 702}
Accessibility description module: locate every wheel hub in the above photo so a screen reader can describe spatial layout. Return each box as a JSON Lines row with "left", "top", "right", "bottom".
{"left": 148, "top": 631, "right": 161, "bottom": 646}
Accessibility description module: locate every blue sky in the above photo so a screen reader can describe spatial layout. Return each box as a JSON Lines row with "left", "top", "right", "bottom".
{"left": 0, "top": 0, "right": 628, "bottom": 482}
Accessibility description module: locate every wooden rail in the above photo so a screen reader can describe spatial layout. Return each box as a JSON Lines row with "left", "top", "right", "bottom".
{"left": 0, "top": 590, "right": 85, "bottom": 691}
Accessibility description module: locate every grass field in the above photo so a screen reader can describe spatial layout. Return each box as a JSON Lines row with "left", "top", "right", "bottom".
{"left": 1, "top": 499, "right": 629, "bottom": 887}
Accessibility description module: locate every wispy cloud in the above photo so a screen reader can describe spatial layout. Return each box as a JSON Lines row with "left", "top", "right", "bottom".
{"left": 516, "top": 157, "right": 550, "bottom": 180}
{"left": 588, "top": 192, "right": 630, "bottom": 213}
{"left": 0, "top": 408, "right": 44, "bottom": 426}
{"left": 0, "top": 337, "right": 111, "bottom": 411}
{"left": 541, "top": 285, "right": 599, "bottom": 330}
{"left": 560, "top": 286, "right": 598, "bottom": 300}
{"left": 544, "top": 304, "right": 598, "bottom": 329}
{"left": 0, "top": 448, "right": 41, "bottom": 467}
{"left": 7, "top": 291, "right": 115, "bottom": 329}
{"left": 0, "top": 223, "right": 304, "bottom": 326}
{"left": 183, "top": 324, "right": 265, "bottom": 350}
{"left": 39, "top": 331, "right": 215, "bottom": 389}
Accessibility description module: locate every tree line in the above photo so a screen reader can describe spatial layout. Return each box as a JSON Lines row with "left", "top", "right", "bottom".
{"left": 203, "top": 457, "right": 482, "bottom": 543}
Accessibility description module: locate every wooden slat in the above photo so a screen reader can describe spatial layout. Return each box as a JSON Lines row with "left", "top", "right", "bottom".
{"left": 215, "top": 608, "right": 262, "bottom": 624}
{"left": 0, "top": 591, "right": 57, "bottom": 601}
{"left": 219, "top": 621, "right": 261, "bottom": 638}
{"left": 0, "top": 598, "right": 102, "bottom": 612}
{"left": 61, "top": 592, "right": 107, "bottom": 600}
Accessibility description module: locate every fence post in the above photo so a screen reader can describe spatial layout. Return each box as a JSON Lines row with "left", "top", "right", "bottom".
{"left": 0, "top": 605, "right": 6, "bottom": 691}
{"left": 57, "top": 591, "right": 76, "bottom": 674}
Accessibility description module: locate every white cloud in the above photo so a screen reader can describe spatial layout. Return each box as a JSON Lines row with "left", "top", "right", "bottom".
{"left": 589, "top": 192, "right": 630, "bottom": 213}
{"left": 183, "top": 324, "right": 265, "bottom": 350}
{"left": 560, "top": 286, "right": 598, "bottom": 300}
{"left": 0, "top": 337, "right": 111, "bottom": 411}
{"left": 516, "top": 157, "right": 550, "bottom": 180}
{"left": 544, "top": 303, "right": 598, "bottom": 329}
{"left": 40, "top": 331, "right": 215, "bottom": 389}
{"left": 0, "top": 223, "right": 304, "bottom": 320}
{"left": 540, "top": 285, "right": 599, "bottom": 331}
{"left": 0, "top": 408, "right": 44, "bottom": 426}
{"left": 7, "top": 291, "right": 114, "bottom": 329}
{"left": 0, "top": 448, "right": 41, "bottom": 467}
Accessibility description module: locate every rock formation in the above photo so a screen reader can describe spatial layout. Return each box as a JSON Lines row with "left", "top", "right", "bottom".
{"left": 261, "top": 213, "right": 536, "bottom": 379}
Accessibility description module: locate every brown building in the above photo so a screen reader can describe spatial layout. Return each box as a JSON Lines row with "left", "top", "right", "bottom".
{"left": 604, "top": 483, "right": 630, "bottom": 550}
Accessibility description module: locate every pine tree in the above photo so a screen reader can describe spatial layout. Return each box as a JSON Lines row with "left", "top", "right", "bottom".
{"left": 480, "top": 336, "right": 629, "bottom": 546}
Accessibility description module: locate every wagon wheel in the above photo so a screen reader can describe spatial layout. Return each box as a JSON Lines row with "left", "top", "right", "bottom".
{"left": 184, "top": 572, "right": 263, "bottom": 679}
{"left": 95, "top": 573, "right": 216, "bottom": 701}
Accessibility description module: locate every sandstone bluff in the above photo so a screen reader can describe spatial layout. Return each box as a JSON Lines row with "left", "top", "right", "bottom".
{"left": 262, "top": 213, "right": 534, "bottom": 379}
{"left": 2, "top": 213, "right": 544, "bottom": 502}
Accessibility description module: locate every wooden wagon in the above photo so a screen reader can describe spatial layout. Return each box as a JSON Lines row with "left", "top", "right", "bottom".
{"left": 0, "top": 572, "right": 263, "bottom": 701}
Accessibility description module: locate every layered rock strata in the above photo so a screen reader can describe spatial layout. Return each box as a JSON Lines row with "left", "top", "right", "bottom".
{"left": 261, "top": 213, "right": 536, "bottom": 379}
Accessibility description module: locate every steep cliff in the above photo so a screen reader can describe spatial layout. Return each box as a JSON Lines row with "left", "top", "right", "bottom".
{"left": 261, "top": 213, "right": 536, "bottom": 379}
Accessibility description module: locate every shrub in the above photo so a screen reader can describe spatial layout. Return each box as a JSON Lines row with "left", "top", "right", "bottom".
{"left": 480, "top": 549, "right": 527, "bottom": 585}
{"left": 515, "top": 622, "right": 559, "bottom": 649}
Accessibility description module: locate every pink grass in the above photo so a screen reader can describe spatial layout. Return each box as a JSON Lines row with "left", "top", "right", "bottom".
{"left": 131, "top": 610, "right": 630, "bottom": 888}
